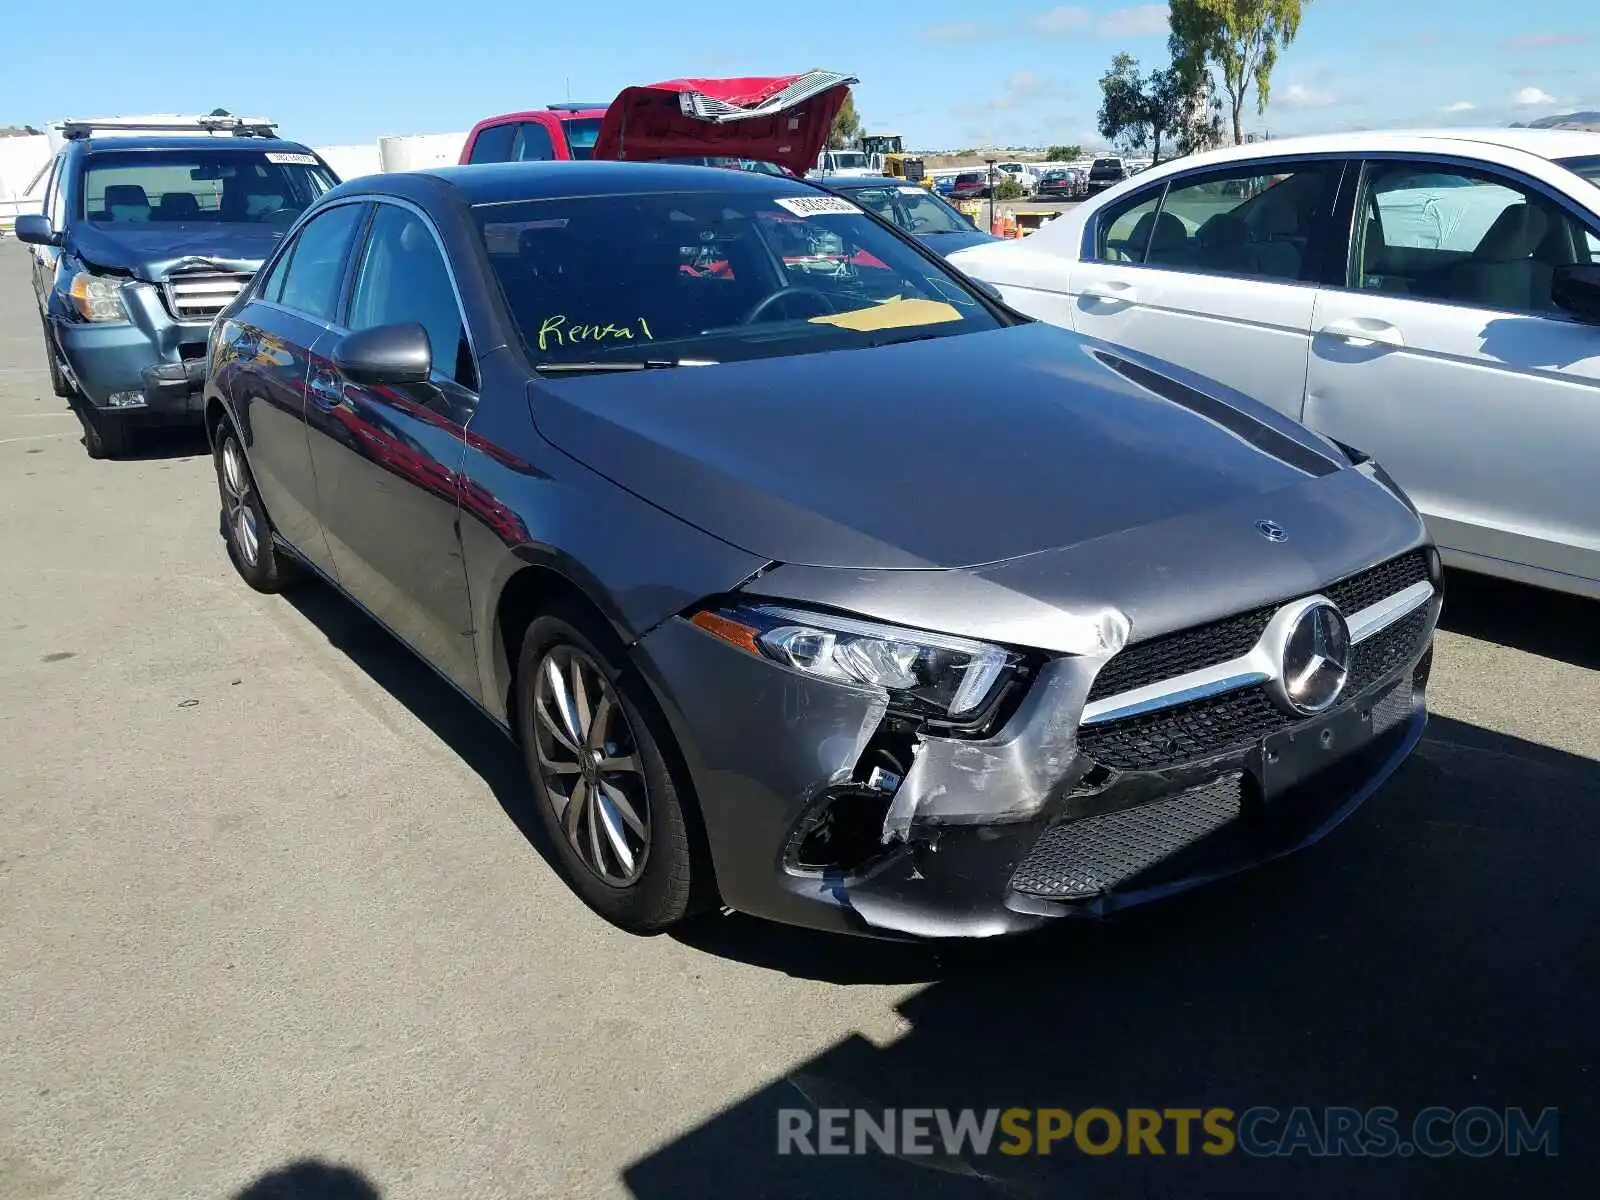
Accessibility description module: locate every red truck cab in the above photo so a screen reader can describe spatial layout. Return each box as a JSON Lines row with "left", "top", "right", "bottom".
{"left": 458, "top": 102, "right": 608, "bottom": 164}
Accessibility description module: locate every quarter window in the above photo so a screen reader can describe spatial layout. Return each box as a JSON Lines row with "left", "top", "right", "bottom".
{"left": 347, "top": 205, "right": 476, "bottom": 388}
{"left": 1096, "top": 189, "right": 1165, "bottom": 263}
{"left": 275, "top": 203, "right": 365, "bottom": 321}
{"left": 468, "top": 123, "right": 517, "bottom": 164}
{"left": 1354, "top": 161, "right": 1599, "bottom": 313}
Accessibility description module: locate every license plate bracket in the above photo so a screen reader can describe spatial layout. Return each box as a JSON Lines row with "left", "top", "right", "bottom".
{"left": 1254, "top": 683, "right": 1397, "bottom": 800}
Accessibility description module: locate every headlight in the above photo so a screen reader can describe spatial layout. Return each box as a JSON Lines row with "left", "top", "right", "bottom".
{"left": 68, "top": 271, "right": 129, "bottom": 323}
{"left": 691, "top": 603, "right": 1024, "bottom": 727}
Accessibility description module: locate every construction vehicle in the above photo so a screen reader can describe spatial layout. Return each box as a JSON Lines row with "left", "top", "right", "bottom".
{"left": 859, "top": 133, "right": 932, "bottom": 188}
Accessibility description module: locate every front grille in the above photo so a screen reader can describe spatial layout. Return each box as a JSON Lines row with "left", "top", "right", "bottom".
{"left": 1350, "top": 608, "right": 1431, "bottom": 695}
{"left": 1085, "top": 550, "right": 1431, "bottom": 704}
{"left": 1078, "top": 615, "right": 1432, "bottom": 773}
{"left": 1077, "top": 686, "right": 1286, "bottom": 771}
{"left": 1323, "top": 550, "right": 1429, "bottom": 616}
{"left": 1010, "top": 773, "right": 1243, "bottom": 899}
{"left": 162, "top": 271, "right": 252, "bottom": 322}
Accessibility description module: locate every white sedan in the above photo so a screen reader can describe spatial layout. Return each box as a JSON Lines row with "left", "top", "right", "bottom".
{"left": 949, "top": 129, "right": 1600, "bottom": 600}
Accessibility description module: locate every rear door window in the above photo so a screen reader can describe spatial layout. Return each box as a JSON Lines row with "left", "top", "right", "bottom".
{"left": 514, "top": 123, "right": 556, "bottom": 162}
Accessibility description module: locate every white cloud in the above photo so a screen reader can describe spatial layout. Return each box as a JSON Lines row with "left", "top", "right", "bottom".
{"left": 1508, "top": 34, "right": 1586, "bottom": 50}
{"left": 1005, "top": 70, "right": 1055, "bottom": 97}
{"left": 1096, "top": 4, "right": 1171, "bottom": 38}
{"left": 1440, "top": 100, "right": 1476, "bottom": 113}
{"left": 1033, "top": 4, "right": 1168, "bottom": 38}
{"left": 1032, "top": 6, "right": 1091, "bottom": 36}
{"left": 1281, "top": 84, "right": 1340, "bottom": 109}
{"left": 1513, "top": 86, "right": 1558, "bottom": 106}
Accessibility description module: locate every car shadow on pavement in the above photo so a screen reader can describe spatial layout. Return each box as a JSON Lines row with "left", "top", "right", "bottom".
{"left": 280, "top": 580, "right": 566, "bottom": 880}
{"left": 232, "top": 1158, "right": 381, "bottom": 1199}
{"left": 1439, "top": 568, "right": 1599, "bottom": 671}
{"left": 622, "top": 714, "right": 1600, "bottom": 1199}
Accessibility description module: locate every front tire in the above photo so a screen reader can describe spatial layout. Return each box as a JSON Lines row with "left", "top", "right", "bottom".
{"left": 214, "top": 422, "right": 299, "bottom": 592}
{"left": 40, "top": 316, "right": 71, "bottom": 399}
{"left": 515, "top": 611, "right": 708, "bottom": 933}
{"left": 78, "top": 403, "right": 132, "bottom": 460}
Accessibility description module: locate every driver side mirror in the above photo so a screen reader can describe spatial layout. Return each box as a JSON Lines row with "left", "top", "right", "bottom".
{"left": 13, "top": 213, "right": 59, "bottom": 247}
{"left": 1552, "top": 264, "right": 1600, "bottom": 325}
{"left": 331, "top": 322, "right": 432, "bottom": 386}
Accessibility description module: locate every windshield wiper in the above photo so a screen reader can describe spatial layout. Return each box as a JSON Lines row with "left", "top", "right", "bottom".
{"left": 863, "top": 332, "right": 950, "bottom": 349}
{"left": 533, "top": 358, "right": 716, "bottom": 375}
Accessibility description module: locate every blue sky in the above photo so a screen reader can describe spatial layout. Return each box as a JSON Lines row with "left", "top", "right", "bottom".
{"left": 3, "top": 1, "right": 1595, "bottom": 150}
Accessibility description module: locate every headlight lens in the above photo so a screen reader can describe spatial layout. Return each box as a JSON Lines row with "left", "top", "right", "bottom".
{"left": 68, "top": 272, "right": 128, "bottom": 323}
{"left": 691, "top": 603, "right": 1023, "bottom": 724}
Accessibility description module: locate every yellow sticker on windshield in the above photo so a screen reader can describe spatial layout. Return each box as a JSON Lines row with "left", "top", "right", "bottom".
{"left": 808, "top": 297, "right": 964, "bottom": 332}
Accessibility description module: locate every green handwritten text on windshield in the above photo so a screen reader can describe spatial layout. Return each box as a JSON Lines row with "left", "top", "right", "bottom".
{"left": 538, "top": 315, "right": 656, "bottom": 352}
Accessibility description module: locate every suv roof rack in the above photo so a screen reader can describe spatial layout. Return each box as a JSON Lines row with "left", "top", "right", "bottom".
{"left": 546, "top": 101, "right": 608, "bottom": 113}
{"left": 60, "top": 116, "right": 280, "bottom": 140}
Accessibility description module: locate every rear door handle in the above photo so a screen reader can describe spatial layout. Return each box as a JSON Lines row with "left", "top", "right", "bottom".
{"left": 1318, "top": 317, "right": 1405, "bottom": 349}
{"left": 1081, "top": 280, "right": 1137, "bottom": 304}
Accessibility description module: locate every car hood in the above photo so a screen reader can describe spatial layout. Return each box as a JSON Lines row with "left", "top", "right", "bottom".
{"left": 65, "top": 222, "right": 283, "bottom": 282}
{"left": 592, "top": 70, "right": 857, "bottom": 177}
{"left": 916, "top": 227, "right": 1001, "bottom": 254}
{"left": 531, "top": 324, "right": 1354, "bottom": 571}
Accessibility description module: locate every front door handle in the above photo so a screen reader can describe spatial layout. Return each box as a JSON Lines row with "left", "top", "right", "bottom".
{"left": 1318, "top": 317, "right": 1406, "bottom": 349}
{"left": 308, "top": 373, "right": 345, "bottom": 409}
{"left": 1081, "top": 279, "right": 1137, "bottom": 304}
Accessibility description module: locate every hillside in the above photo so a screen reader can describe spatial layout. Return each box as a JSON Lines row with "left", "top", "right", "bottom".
{"left": 1513, "top": 111, "right": 1600, "bottom": 131}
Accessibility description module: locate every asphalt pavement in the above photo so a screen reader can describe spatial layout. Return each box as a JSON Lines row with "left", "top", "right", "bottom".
{"left": 1, "top": 237, "right": 1596, "bottom": 1199}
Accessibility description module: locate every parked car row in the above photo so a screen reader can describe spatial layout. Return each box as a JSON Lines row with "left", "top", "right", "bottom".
{"left": 32, "top": 94, "right": 1599, "bottom": 944}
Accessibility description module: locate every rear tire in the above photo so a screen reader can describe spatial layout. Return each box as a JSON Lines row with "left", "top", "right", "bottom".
{"left": 514, "top": 610, "right": 710, "bottom": 933}
{"left": 214, "top": 421, "right": 299, "bottom": 592}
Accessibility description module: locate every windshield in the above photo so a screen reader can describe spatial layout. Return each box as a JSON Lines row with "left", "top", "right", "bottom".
{"left": 827, "top": 152, "right": 869, "bottom": 170}
{"left": 476, "top": 189, "right": 1000, "bottom": 370}
{"left": 842, "top": 185, "right": 972, "bottom": 235}
{"left": 80, "top": 149, "right": 335, "bottom": 225}
{"left": 1557, "top": 154, "right": 1600, "bottom": 188}
{"left": 1091, "top": 159, "right": 1122, "bottom": 173}
{"left": 562, "top": 118, "right": 602, "bottom": 160}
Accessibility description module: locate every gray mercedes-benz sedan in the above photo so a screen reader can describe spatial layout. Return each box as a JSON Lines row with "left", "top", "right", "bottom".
{"left": 202, "top": 160, "right": 1441, "bottom": 938}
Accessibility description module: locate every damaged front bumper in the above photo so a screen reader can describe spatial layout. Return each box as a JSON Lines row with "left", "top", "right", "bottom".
{"left": 52, "top": 279, "right": 214, "bottom": 417}
{"left": 632, "top": 604, "right": 1435, "bottom": 939}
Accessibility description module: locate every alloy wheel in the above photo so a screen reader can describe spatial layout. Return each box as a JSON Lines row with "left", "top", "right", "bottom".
{"left": 220, "top": 436, "right": 260, "bottom": 567}
{"left": 531, "top": 645, "right": 651, "bottom": 887}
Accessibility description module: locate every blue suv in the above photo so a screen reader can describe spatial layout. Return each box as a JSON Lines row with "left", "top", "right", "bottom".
{"left": 15, "top": 118, "right": 337, "bottom": 457}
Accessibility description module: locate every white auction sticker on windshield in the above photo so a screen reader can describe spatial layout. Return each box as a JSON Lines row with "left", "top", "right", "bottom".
{"left": 265, "top": 152, "right": 318, "bottom": 165}
{"left": 898, "top": 186, "right": 926, "bottom": 195}
{"left": 773, "top": 195, "right": 862, "bottom": 218}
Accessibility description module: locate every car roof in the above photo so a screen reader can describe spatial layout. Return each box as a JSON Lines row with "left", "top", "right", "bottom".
{"left": 79, "top": 135, "right": 316, "bottom": 154}
{"left": 1146, "top": 127, "right": 1600, "bottom": 170}
{"left": 327, "top": 159, "right": 827, "bottom": 207}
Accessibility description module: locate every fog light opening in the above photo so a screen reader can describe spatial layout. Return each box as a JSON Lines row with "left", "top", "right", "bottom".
{"left": 791, "top": 788, "right": 896, "bottom": 874}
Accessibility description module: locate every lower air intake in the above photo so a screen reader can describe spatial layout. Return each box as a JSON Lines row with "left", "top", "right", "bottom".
{"left": 1009, "top": 773, "right": 1243, "bottom": 900}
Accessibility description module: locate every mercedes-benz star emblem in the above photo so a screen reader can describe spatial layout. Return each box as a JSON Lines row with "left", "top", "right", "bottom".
{"left": 1274, "top": 601, "right": 1351, "bottom": 716}
{"left": 1256, "top": 520, "right": 1287, "bottom": 542}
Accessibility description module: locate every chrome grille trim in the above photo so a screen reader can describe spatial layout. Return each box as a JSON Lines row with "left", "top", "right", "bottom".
{"left": 162, "top": 271, "right": 252, "bottom": 323}
{"left": 1080, "top": 580, "right": 1436, "bottom": 727}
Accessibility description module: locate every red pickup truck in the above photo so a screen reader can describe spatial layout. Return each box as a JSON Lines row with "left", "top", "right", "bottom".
{"left": 459, "top": 101, "right": 608, "bottom": 164}
{"left": 458, "top": 72, "right": 856, "bottom": 176}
